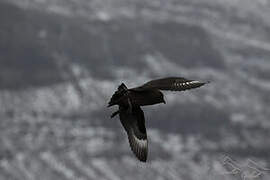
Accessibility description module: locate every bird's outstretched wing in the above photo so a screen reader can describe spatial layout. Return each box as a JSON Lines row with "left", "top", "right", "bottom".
{"left": 119, "top": 106, "right": 148, "bottom": 162}
{"left": 133, "top": 77, "right": 208, "bottom": 91}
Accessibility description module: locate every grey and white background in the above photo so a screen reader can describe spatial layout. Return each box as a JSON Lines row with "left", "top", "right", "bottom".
{"left": 0, "top": 0, "right": 270, "bottom": 179}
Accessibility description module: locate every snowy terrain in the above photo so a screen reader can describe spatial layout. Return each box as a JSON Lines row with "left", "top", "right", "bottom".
{"left": 0, "top": 0, "right": 270, "bottom": 179}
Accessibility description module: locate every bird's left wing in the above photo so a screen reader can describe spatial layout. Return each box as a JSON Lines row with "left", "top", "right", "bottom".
{"left": 132, "top": 77, "right": 208, "bottom": 91}
{"left": 119, "top": 106, "right": 148, "bottom": 162}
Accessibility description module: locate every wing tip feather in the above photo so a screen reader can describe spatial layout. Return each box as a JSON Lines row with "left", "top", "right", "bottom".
{"left": 127, "top": 131, "right": 148, "bottom": 162}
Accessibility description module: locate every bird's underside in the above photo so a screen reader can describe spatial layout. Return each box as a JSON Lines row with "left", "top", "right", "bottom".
{"left": 108, "top": 77, "right": 209, "bottom": 162}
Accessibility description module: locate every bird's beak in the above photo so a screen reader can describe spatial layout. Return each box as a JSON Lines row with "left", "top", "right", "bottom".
{"left": 163, "top": 99, "right": 166, "bottom": 104}
{"left": 108, "top": 100, "right": 116, "bottom": 107}
{"left": 107, "top": 103, "right": 113, "bottom": 107}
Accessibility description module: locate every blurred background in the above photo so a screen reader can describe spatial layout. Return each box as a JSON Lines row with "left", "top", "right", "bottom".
{"left": 0, "top": 0, "right": 270, "bottom": 179}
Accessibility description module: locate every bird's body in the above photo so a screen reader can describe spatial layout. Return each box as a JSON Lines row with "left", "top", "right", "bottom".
{"left": 108, "top": 84, "right": 165, "bottom": 108}
{"left": 108, "top": 77, "right": 209, "bottom": 162}
{"left": 127, "top": 89, "right": 165, "bottom": 106}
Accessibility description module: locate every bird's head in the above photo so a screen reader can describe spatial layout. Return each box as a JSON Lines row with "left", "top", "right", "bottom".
{"left": 155, "top": 90, "right": 166, "bottom": 104}
{"left": 107, "top": 83, "right": 128, "bottom": 107}
{"left": 161, "top": 93, "right": 166, "bottom": 104}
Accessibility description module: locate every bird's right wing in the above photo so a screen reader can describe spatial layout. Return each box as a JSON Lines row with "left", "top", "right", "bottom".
{"left": 133, "top": 77, "right": 208, "bottom": 91}
{"left": 119, "top": 106, "right": 148, "bottom": 162}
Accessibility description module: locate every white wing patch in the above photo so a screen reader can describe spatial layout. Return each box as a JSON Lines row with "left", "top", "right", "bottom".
{"left": 132, "top": 132, "right": 147, "bottom": 149}
{"left": 127, "top": 129, "right": 148, "bottom": 162}
{"left": 189, "top": 80, "right": 200, "bottom": 84}
{"left": 173, "top": 80, "right": 201, "bottom": 89}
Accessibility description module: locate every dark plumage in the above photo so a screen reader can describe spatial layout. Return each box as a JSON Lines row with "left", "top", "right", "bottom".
{"left": 108, "top": 77, "right": 209, "bottom": 162}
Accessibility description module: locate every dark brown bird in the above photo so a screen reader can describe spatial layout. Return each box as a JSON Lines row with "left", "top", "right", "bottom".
{"left": 108, "top": 77, "right": 209, "bottom": 162}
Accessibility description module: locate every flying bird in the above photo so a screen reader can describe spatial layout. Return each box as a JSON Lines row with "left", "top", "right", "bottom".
{"left": 108, "top": 77, "right": 209, "bottom": 162}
